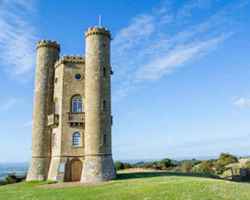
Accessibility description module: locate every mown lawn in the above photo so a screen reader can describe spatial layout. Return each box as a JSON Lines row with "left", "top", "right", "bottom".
{"left": 0, "top": 171, "right": 250, "bottom": 200}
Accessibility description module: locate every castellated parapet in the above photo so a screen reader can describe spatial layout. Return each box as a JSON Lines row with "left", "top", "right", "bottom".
{"left": 27, "top": 26, "right": 116, "bottom": 183}
{"left": 37, "top": 40, "right": 60, "bottom": 51}
{"left": 85, "top": 27, "right": 111, "bottom": 39}
{"left": 55, "top": 55, "right": 85, "bottom": 67}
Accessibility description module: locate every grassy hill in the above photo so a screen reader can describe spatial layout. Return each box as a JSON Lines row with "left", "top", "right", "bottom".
{"left": 0, "top": 171, "right": 250, "bottom": 200}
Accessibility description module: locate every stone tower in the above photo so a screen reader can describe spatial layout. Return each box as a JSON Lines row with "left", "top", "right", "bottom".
{"left": 27, "top": 26, "right": 116, "bottom": 183}
{"left": 27, "top": 40, "right": 60, "bottom": 181}
{"left": 81, "top": 27, "right": 116, "bottom": 183}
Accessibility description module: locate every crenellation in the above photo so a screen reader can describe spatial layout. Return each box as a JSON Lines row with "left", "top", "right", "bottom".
{"left": 55, "top": 55, "right": 85, "bottom": 67}
{"left": 85, "top": 27, "right": 111, "bottom": 39}
{"left": 37, "top": 40, "right": 60, "bottom": 51}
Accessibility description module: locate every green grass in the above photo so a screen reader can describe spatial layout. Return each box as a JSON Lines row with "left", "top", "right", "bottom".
{"left": 0, "top": 171, "right": 250, "bottom": 200}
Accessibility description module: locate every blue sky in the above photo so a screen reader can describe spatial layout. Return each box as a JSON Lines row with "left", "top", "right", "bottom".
{"left": 0, "top": 0, "right": 250, "bottom": 162}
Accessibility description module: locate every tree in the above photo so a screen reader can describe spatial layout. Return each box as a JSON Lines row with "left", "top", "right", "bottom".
{"left": 244, "top": 160, "right": 250, "bottom": 169}
{"left": 194, "top": 160, "right": 214, "bottom": 174}
{"left": 158, "top": 158, "right": 174, "bottom": 169}
{"left": 115, "top": 161, "right": 124, "bottom": 171}
{"left": 215, "top": 153, "right": 238, "bottom": 174}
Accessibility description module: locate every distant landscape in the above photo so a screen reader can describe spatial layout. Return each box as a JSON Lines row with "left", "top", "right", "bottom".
{"left": 0, "top": 163, "right": 28, "bottom": 181}
{"left": 1, "top": 153, "right": 250, "bottom": 183}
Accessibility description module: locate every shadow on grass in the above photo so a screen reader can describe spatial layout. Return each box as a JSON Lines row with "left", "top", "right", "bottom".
{"left": 116, "top": 171, "right": 220, "bottom": 180}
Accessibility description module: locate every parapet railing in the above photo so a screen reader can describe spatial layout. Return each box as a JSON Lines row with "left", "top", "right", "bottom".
{"left": 68, "top": 112, "right": 85, "bottom": 123}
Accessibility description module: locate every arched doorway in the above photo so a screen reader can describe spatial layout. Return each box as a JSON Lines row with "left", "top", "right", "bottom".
{"left": 70, "top": 159, "right": 82, "bottom": 182}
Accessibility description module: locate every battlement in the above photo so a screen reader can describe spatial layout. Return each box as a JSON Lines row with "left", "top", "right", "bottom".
{"left": 37, "top": 40, "right": 60, "bottom": 51}
{"left": 55, "top": 55, "right": 85, "bottom": 67}
{"left": 85, "top": 26, "right": 111, "bottom": 39}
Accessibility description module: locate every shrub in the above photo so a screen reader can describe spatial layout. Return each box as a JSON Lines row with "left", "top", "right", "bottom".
{"left": 215, "top": 153, "right": 238, "bottom": 174}
{"left": 244, "top": 160, "right": 250, "bottom": 169}
{"left": 123, "top": 163, "right": 132, "bottom": 169}
{"left": 114, "top": 161, "right": 132, "bottom": 170}
{"left": 158, "top": 158, "right": 175, "bottom": 169}
{"left": 181, "top": 161, "right": 193, "bottom": 173}
{"left": 142, "top": 162, "right": 154, "bottom": 169}
{"left": 193, "top": 160, "right": 214, "bottom": 174}
{"left": 5, "top": 174, "right": 18, "bottom": 184}
{"left": 115, "top": 161, "right": 125, "bottom": 171}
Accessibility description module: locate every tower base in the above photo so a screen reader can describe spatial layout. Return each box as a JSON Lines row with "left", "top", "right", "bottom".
{"left": 26, "top": 157, "right": 50, "bottom": 181}
{"left": 81, "top": 155, "right": 116, "bottom": 183}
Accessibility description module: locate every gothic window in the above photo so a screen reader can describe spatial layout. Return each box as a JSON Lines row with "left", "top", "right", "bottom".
{"left": 72, "top": 132, "right": 81, "bottom": 147}
{"left": 71, "top": 95, "right": 83, "bottom": 113}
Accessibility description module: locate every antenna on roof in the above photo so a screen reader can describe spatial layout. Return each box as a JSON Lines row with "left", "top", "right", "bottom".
{"left": 98, "top": 15, "right": 102, "bottom": 27}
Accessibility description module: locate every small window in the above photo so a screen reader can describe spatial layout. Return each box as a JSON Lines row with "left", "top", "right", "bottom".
{"left": 103, "top": 67, "right": 106, "bottom": 77}
{"left": 72, "top": 132, "right": 81, "bottom": 147}
{"left": 75, "top": 74, "right": 81, "bottom": 80}
{"left": 102, "top": 100, "right": 106, "bottom": 111}
{"left": 111, "top": 115, "right": 113, "bottom": 125}
{"left": 71, "top": 95, "right": 83, "bottom": 113}
{"left": 103, "top": 134, "right": 107, "bottom": 145}
{"left": 54, "top": 77, "right": 58, "bottom": 83}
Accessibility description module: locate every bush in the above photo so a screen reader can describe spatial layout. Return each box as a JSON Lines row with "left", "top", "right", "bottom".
{"left": 115, "top": 161, "right": 125, "bottom": 171}
{"left": 244, "top": 160, "right": 250, "bottom": 169}
{"left": 142, "top": 162, "right": 154, "bottom": 169}
{"left": 136, "top": 159, "right": 176, "bottom": 170}
{"left": 5, "top": 174, "right": 19, "bottom": 184}
{"left": 123, "top": 163, "right": 132, "bottom": 169}
{"left": 193, "top": 160, "right": 214, "bottom": 174}
{"left": 158, "top": 158, "right": 175, "bottom": 169}
{"left": 181, "top": 161, "right": 193, "bottom": 173}
{"left": 115, "top": 161, "right": 132, "bottom": 171}
{"left": 215, "top": 153, "right": 238, "bottom": 174}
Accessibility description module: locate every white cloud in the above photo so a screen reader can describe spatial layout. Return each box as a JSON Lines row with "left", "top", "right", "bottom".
{"left": 136, "top": 34, "right": 230, "bottom": 80}
{"left": 111, "top": 0, "right": 246, "bottom": 100}
{"left": 0, "top": 0, "right": 37, "bottom": 76}
{"left": 0, "top": 98, "right": 18, "bottom": 111}
{"left": 233, "top": 97, "right": 250, "bottom": 108}
{"left": 112, "top": 15, "right": 155, "bottom": 56}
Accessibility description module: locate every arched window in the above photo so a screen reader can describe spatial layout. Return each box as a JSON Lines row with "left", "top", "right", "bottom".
{"left": 72, "top": 132, "right": 81, "bottom": 147}
{"left": 71, "top": 95, "right": 83, "bottom": 113}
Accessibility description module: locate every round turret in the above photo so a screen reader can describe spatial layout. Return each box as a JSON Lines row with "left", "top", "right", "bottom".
{"left": 27, "top": 40, "right": 60, "bottom": 181}
{"left": 81, "top": 26, "right": 116, "bottom": 183}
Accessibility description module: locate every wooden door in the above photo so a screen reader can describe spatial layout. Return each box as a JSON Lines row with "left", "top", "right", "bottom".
{"left": 71, "top": 159, "right": 82, "bottom": 182}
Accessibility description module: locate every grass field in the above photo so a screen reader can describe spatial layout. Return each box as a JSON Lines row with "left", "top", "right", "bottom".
{"left": 0, "top": 171, "right": 250, "bottom": 200}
